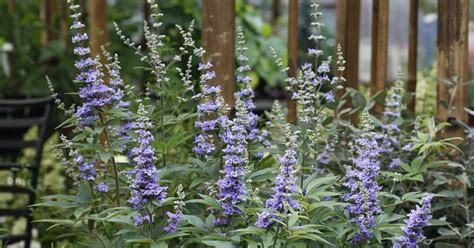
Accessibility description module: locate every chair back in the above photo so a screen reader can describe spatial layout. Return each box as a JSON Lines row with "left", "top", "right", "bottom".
{"left": 0, "top": 97, "right": 53, "bottom": 248}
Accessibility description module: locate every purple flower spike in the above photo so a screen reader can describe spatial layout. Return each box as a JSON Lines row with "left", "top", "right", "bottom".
{"left": 193, "top": 61, "right": 228, "bottom": 157}
{"left": 342, "top": 108, "right": 382, "bottom": 243}
{"left": 164, "top": 185, "right": 185, "bottom": 233}
{"left": 68, "top": 3, "right": 117, "bottom": 126}
{"left": 127, "top": 104, "right": 167, "bottom": 224}
{"left": 393, "top": 194, "right": 433, "bottom": 248}
{"left": 96, "top": 182, "right": 109, "bottom": 192}
{"left": 215, "top": 98, "right": 249, "bottom": 221}
{"left": 256, "top": 127, "right": 299, "bottom": 228}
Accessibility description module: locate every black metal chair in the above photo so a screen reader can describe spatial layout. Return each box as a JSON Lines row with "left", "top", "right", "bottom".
{"left": 0, "top": 97, "right": 53, "bottom": 248}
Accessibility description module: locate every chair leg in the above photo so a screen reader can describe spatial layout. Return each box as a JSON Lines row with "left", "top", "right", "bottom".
{"left": 24, "top": 215, "right": 33, "bottom": 248}
{"left": 24, "top": 237, "right": 31, "bottom": 248}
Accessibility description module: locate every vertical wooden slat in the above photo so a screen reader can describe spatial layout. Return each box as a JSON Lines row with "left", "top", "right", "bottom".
{"left": 437, "top": 0, "right": 469, "bottom": 124}
{"left": 271, "top": 0, "right": 282, "bottom": 34}
{"left": 41, "top": 0, "right": 58, "bottom": 45}
{"left": 202, "top": 0, "right": 236, "bottom": 108}
{"left": 88, "top": 0, "right": 108, "bottom": 58}
{"left": 40, "top": 0, "right": 49, "bottom": 45}
{"left": 370, "top": 0, "right": 389, "bottom": 113}
{"left": 60, "top": 0, "right": 69, "bottom": 51}
{"left": 335, "top": 0, "right": 360, "bottom": 124}
{"left": 7, "top": 0, "right": 14, "bottom": 13}
{"left": 407, "top": 0, "right": 418, "bottom": 112}
{"left": 287, "top": 0, "right": 298, "bottom": 123}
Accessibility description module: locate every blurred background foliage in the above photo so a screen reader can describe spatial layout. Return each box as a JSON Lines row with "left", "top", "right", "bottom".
{"left": 0, "top": 0, "right": 336, "bottom": 102}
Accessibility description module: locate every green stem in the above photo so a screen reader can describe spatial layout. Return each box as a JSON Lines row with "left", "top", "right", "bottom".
{"left": 148, "top": 207, "right": 154, "bottom": 238}
{"left": 464, "top": 183, "right": 470, "bottom": 223}
{"left": 93, "top": 232, "right": 108, "bottom": 248}
{"left": 272, "top": 225, "right": 281, "bottom": 248}
{"left": 99, "top": 113, "right": 121, "bottom": 206}
{"left": 160, "top": 90, "right": 166, "bottom": 167}
{"left": 300, "top": 153, "right": 305, "bottom": 190}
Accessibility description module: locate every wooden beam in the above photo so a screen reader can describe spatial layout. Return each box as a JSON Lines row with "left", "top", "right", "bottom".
{"left": 271, "top": 0, "right": 282, "bottom": 34}
{"left": 7, "top": 0, "right": 14, "bottom": 13}
{"left": 370, "top": 0, "right": 389, "bottom": 114}
{"left": 40, "top": 0, "right": 58, "bottom": 45}
{"left": 407, "top": 0, "right": 418, "bottom": 112}
{"left": 60, "top": 0, "right": 69, "bottom": 51}
{"left": 437, "top": 0, "right": 469, "bottom": 124}
{"left": 202, "top": 0, "right": 236, "bottom": 108}
{"left": 88, "top": 0, "right": 108, "bottom": 59}
{"left": 287, "top": 0, "right": 298, "bottom": 123}
{"left": 335, "top": 0, "right": 360, "bottom": 124}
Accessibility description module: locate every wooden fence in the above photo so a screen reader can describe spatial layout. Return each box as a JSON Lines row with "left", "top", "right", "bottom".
{"left": 39, "top": 0, "right": 471, "bottom": 129}
{"left": 202, "top": 0, "right": 471, "bottom": 129}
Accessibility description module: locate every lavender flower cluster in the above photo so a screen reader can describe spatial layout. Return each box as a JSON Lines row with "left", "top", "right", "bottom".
{"left": 235, "top": 28, "right": 270, "bottom": 148}
{"left": 68, "top": 4, "right": 118, "bottom": 126}
{"left": 256, "top": 126, "right": 299, "bottom": 228}
{"left": 164, "top": 185, "right": 186, "bottom": 233}
{"left": 343, "top": 109, "right": 382, "bottom": 243}
{"left": 127, "top": 104, "right": 167, "bottom": 225}
{"left": 380, "top": 75, "right": 405, "bottom": 168}
{"left": 193, "top": 62, "right": 228, "bottom": 156}
{"left": 215, "top": 99, "right": 249, "bottom": 224}
{"left": 393, "top": 194, "right": 433, "bottom": 248}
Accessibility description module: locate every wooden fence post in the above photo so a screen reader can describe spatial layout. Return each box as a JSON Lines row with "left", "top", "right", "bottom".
{"left": 437, "top": 0, "right": 469, "bottom": 129}
{"left": 40, "top": 0, "right": 57, "bottom": 45}
{"left": 370, "top": 0, "right": 389, "bottom": 114}
{"left": 407, "top": 0, "right": 418, "bottom": 112}
{"left": 202, "top": 0, "right": 236, "bottom": 108}
{"left": 271, "top": 0, "right": 282, "bottom": 34}
{"left": 335, "top": 0, "right": 360, "bottom": 124}
{"left": 287, "top": 0, "right": 298, "bottom": 123}
{"left": 88, "top": 0, "right": 108, "bottom": 59}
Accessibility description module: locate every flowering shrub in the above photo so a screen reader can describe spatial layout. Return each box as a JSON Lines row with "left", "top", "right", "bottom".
{"left": 38, "top": 1, "right": 474, "bottom": 247}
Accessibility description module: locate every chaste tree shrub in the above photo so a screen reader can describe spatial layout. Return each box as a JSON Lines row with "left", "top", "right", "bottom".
{"left": 38, "top": 1, "right": 473, "bottom": 247}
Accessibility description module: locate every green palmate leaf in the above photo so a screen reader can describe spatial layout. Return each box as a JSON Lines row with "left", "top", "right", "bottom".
{"left": 430, "top": 219, "right": 450, "bottom": 226}
{"left": 98, "top": 151, "right": 112, "bottom": 163}
{"left": 379, "top": 191, "right": 401, "bottom": 203}
{"left": 156, "top": 232, "right": 189, "bottom": 241}
{"left": 33, "top": 200, "right": 79, "bottom": 208}
{"left": 165, "top": 131, "right": 194, "bottom": 151}
{"left": 125, "top": 237, "right": 154, "bottom": 244}
{"left": 435, "top": 243, "right": 463, "bottom": 248}
{"left": 55, "top": 116, "right": 76, "bottom": 129}
{"left": 399, "top": 162, "right": 413, "bottom": 173}
{"left": 377, "top": 223, "right": 403, "bottom": 236}
{"left": 289, "top": 233, "right": 334, "bottom": 246}
{"left": 248, "top": 167, "right": 277, "bottom": 181}
{"left": 373, "top": 229, "right": 382, "bottom": 243}
{"left": 79, "top": 182, "right": 93, "bottom": 202}
{"left": 288, "top": 213, "right": 300, "bottom": 227}
{"left": 411, "top": 156, "right": 424, "bottom": 172}
{"left": 73, "top": 205, "right": 91, "bottom": 219}
{"left": 308, "top": 201, "right": 349, "bottom": 211}
{"left": 401, "top": 192, "right": 425, "bottom": 203}
{"left": 202, "top": 240, "right": 235, "bottom": 248}
{"left": 402, "top": 172, "right": 424, "bottom": 182}
{"left": 186, "top": 194, "right": 222, "bottom": 210}
{"left": 182, "top": 215, "right": 206, "bottom": 229}
{"left": 376, "top": 213, "right": 405, "bottom": 225}
{"left": 34, "top": 219, "right": 76, "bottom": 231}
{"left": 289, "top": 225, "right": 323, "bottom": 235}
{"left": 305, "top": 175, "right": 338, "bottom": 196}
{"left": 151, "top": 241, "right": 168, "bottom": 248}
{"left": 233, "top": 226, "right": 265, "bottom": 236}
{"left": 106, "top": 216, "right": 135, "bottom": 226}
